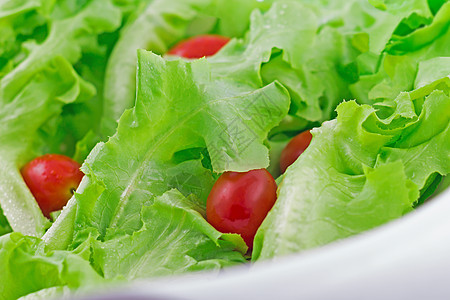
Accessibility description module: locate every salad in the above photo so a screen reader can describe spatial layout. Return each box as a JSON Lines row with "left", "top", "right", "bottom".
{"left": 0, "top": 0, "right": 449, "bottom": 299}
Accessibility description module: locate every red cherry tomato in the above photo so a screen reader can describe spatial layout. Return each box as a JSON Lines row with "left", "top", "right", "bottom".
{"left": 21, "top": 154, "right": 84, "bottom": 218}
{"left": 280, "top": 130, "right": 313, "bottom": 173}
{"left": 167, "top": 34, "right": 230, "bottom": 59}
{"left": 206, "top": 169, "right": 277, "bottom": 248}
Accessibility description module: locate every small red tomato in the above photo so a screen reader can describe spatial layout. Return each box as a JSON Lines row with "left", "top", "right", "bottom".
{"left": 280, "top": 130, "right": 313, "bottom": 173}
{"left": 21, "top": 154, "right": 84, "bottom": 218}
{"left": 206, "top": 169, "right": 277, "bottom": 248}
{"left": 167, "top": 34, "right": 230, "bottom": 59}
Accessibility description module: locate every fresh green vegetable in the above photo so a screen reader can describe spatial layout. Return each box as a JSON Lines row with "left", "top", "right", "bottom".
{"left": 0, "top": 57, "right": 93, "bottom": 236}
{"left": 101, "top": 0, "right": 273, "bottom": 136}
{"left": 0, "top": 0, "right": 449, "bottom": 299}
{"left": 253, "top": 66, "right": 450, "bottom": 260}
{"left": 72, "top": 49, "right": 289, "bottom": 239}
{"left": 91, "top": 189, "right": 248, "bottom": 279}
{"left": 0, "top": 232, "right": 105, "bottom": 300}
{"left": 0, "top": 0, "right": 122, "bottom": 236}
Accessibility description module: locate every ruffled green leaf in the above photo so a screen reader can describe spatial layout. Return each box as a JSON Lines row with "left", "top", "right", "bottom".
{"left": 0, "top": 232, "right": 104, "bottom": 300}
{"left": 0, "top": 57, "right": 95, "bottom": 236}
{"left": 91, "top": 189, "right": 247, "bottom": 280}
{"left": 253, "top": 74, "right": 450, "bottom": 260}
{"left": 72, "top": 46, "right": 289, "bottom": 242}
{"left": 101, "top": 0, "right": 273, "bottom": 136}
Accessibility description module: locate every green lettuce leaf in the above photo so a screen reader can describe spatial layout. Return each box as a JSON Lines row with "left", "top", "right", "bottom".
{"left": 41, "top": 32, "right": 119, "bottom": 158}
{"left": 0, "top": 232, "right": 104, "bottom": 300}
{"left": 0, "top": 0, "right": 48, "bottom": 77}
{"left": 0, "top": 0, "right": 122, "bottom": 236}
{"left": 91, "top": 189, "right": 247, "bottom": 279}
{"left": 102, "top": 0, "right": 211, "bottom": 135}
{"left": 0, "top": 0, "right": 121, "bottom": 102}
{"left": 45, "top": 12, "right": 291, "bottom": 273}
{"left": 386, "top": 0, "right": 448, "bottom": 53}
{"left": 0, "top": 57, "right": 95, "bottom": 236}
{"left": 260, "top": 0, "right": 436, "bottom": 132}
{"left": 101, "top": 0, "right": 273, "bottom": 136}
{"left": 68, "top": 2, "right": 299, "bottom": 247}
{"left": 42, "top": 195, "right": 78, "bottom": 251}
{"left": 253, "top": 71, "right": 450, "bottom": 260}
{"left": 42, "top": 190, "right": 247, "bottom": 295}
{"left": 101, "top": 0, "right": 440, "bottom": 138}
{"left": 0, "top": 0, "right": 123, "bottom": 159}
{"left": 350, "top": 1, "right": 450, "bottom": 104}
{"left": 72, "top": 49, "right": 288, "bottom": 242}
